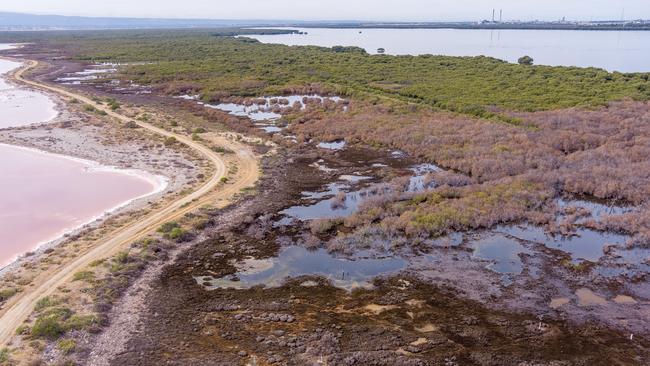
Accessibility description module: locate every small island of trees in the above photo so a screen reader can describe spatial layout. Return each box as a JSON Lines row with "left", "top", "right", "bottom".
{"left": 518, "top": 55, "right": 534, "bottom": 65}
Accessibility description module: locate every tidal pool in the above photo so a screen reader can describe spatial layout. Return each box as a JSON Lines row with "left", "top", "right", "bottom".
{"left": 471, "top": 234, "right": 532, "bottom": 275}
{"left": 0, "top": 144, "right": 165, "bottom": 267}
{"left": 195, "top": 246, "right": 407, "bottom": 290}
{"left": 317, "top": 140, "right": 347, "bottom": 150}
{"left": 499, "top": 225, "right": 628, "bottom": 263}
{"left": 407, "top": 163, "right": 440, "bottom": 192}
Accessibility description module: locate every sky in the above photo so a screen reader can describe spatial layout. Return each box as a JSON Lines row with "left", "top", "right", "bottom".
{"left": 1, "top": 0, "right": 648, "bottom": 22}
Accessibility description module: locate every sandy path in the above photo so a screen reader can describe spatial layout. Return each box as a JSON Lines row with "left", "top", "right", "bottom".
{"left": 0, "top": 60, "right": 259, "bottom": 346}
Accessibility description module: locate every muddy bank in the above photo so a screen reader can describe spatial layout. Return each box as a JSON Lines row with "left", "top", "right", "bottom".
{"left": 96, "top": 147, "right": 648, "bottom": 365}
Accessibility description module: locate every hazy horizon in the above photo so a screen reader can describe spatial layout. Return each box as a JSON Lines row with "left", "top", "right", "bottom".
{"left": 1, "top": 0, "right": 649, "bottom": 22}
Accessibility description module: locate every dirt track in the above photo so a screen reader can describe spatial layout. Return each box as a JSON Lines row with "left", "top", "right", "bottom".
{"left": 0, "top": 59, "right": 259, "bottom": 346}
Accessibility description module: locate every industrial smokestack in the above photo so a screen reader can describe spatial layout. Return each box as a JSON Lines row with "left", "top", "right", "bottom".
{"left": 492, "top": 9, "right": 495, "bottom": 22}
{"left": 500, "top": 9, "right": 503, "bottom": 22}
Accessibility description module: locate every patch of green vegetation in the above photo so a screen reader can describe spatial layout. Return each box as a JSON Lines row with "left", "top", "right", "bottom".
{"left": 137, "top": 113, "right": 150, "bottom": 122}
{"left": 559, "top": 258, "right": 594, "bottom": 272}
{"left": 21, "top": 29, "right": 647, "bottom": 118}
{"left": 31, "top": 307, "right": 98, "bottom": 340}
{"left": 15, "top": 324, "right": 30, "bottom": 336}
{"left": 164, "top": 136, "right": 177, "bottom": 146}
{"left": 157, "top": 221, "right": 188, "bottom": 241}
{"left": 124, "top": 120, "right": 139, "bottom": 128}
{"left": 398, "top": 180, "right": 553, "bottom": 236}
{"left": 106, "top": 98, "right": 120, "bottom": 110}
{"left": 88, "top": 259, "right": 106, "bottom": 267}
{"left": 0, "top": 348, "right": 9, "bottom": 364}
{"left": 34, "top": 296, "right": 60, "bottom": 311}
{"left": 167, "top": 227, "right": 186, "bottom": 241}
{"left": 0, "top": 288, "right": 17, "bottom": 302}
{"left": 57, "top": 339, "right": 76, "bottom": 355}
{"left": 115, "top": 251, "right": 129, "bottom": 264}
{"left": 64, "top": 314, "right": 98, "bottom": 331}
{"left": 157, "top": 221, "right": 180, "bottom": 233}
{"left": 212, "top": 146, "right": 234, "bottom": 154}
{"left": 220, "top": 177, "right": 229, "bottom": 184}
{"left": 72, "top": 271, "right": 95, "bottom": 282}
{"left": 31, "top": 307, "right": 71, "bottom": 339}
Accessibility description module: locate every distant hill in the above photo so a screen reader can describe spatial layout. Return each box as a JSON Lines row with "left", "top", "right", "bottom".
{"left": 3, "top": 12, "right": 645, "bottom": 32}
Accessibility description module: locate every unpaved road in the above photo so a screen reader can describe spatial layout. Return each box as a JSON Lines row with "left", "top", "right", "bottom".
{"left": 0, "top": 60, "right": 259, "bottom": 346}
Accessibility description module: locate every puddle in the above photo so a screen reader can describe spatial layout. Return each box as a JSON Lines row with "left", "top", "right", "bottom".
{"left": 608, "top": 247, "right": 650, "bottom": 266}
{"left": 471, "top": 233, "right": 533, "bottom": 275}
{"left": 430, "top": 232, "right": 464, "bottom": 248}
{"left": 549, "top": 297, "right": 570, "bottom": 309}
{"left": 309, "top": 159, "right": 336, "bottom": 172}
{"left": 339, "top": 174, "right": 372, "bottom": 183}
{"left": 281, "top": 160, "right": 440, "bottom": 222}
{"left": 317, "top": 140, "right": 346, "bottom": 150}
{"left": 557, "top": 198, "right": 631, "bottom": 220}
{"left": 207, "top": 102, "right": 282, "bottom": 121}
{"left": 259, "top": 125, "right": 283, "bottom": 133}
{"left": 597, "top": 246, "right": 650, "bottom": 277}
{"left": 613, "top": 295, "right": 637, "bottom": 304}
{"left": 177, "top": 94, "right": 199, "bottom": 100}
{"left": 55, "top": 64, "right": 117, "bottom": 85}
{"left": 202, "top": 95, "right": 345, "bottom": 129}
{"left": 364, "top": 304, "right": 398, "bottom": 314}
{"left": 415, "top": 323, "right": 438, "bottom": 333}
{"left": 575, "top": 288, "right": 607, "bottom": 306}
{"left": 499, "top": 225, "right": 628, "bottom": 263}
{"left": 195, "top": 246, "right": 406, "bottom": 291}
{"left": 280, "top": 174, "right": 389, "bottom": 221}
{"left": 281, "top": 182, "right": 363, "bottom": 220}
{"left": 407, "top": 163, "right": 440, "bottom": 192}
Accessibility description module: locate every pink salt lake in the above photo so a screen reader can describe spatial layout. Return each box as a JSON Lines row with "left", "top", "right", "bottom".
{"left": 0, "top": 46, "right": 163, "bottom": 267}
{"left": 0, "top": 144, "right": 161, "bottom": 267}
{"left": 0, "top": 58, "right": 58, "bottom": 128}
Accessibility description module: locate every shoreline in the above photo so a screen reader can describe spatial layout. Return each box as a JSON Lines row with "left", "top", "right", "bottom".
{"left": 0, "top": 48, "right": 171, "bottom": 275}
{"left": 0, "top": 57, "right": 59, "bottom": 128}
{"left": 0, "top": 142, "right": 169, "bottom": 273}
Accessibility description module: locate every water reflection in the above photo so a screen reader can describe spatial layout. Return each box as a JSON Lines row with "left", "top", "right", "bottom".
{"left": 250, "top": 28, "right": 650, "bottom": 72}
{"left": 471, "top": 234, "right": 532, "bottom": 274}
{"left": 498, "top": 225, "right": 628, "bottom": 263}
{"left": 195, "top": 246, "right": 407, "bottom": 290}
{"left": 317, "top": 140, "right": 346, "bottom": 150}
